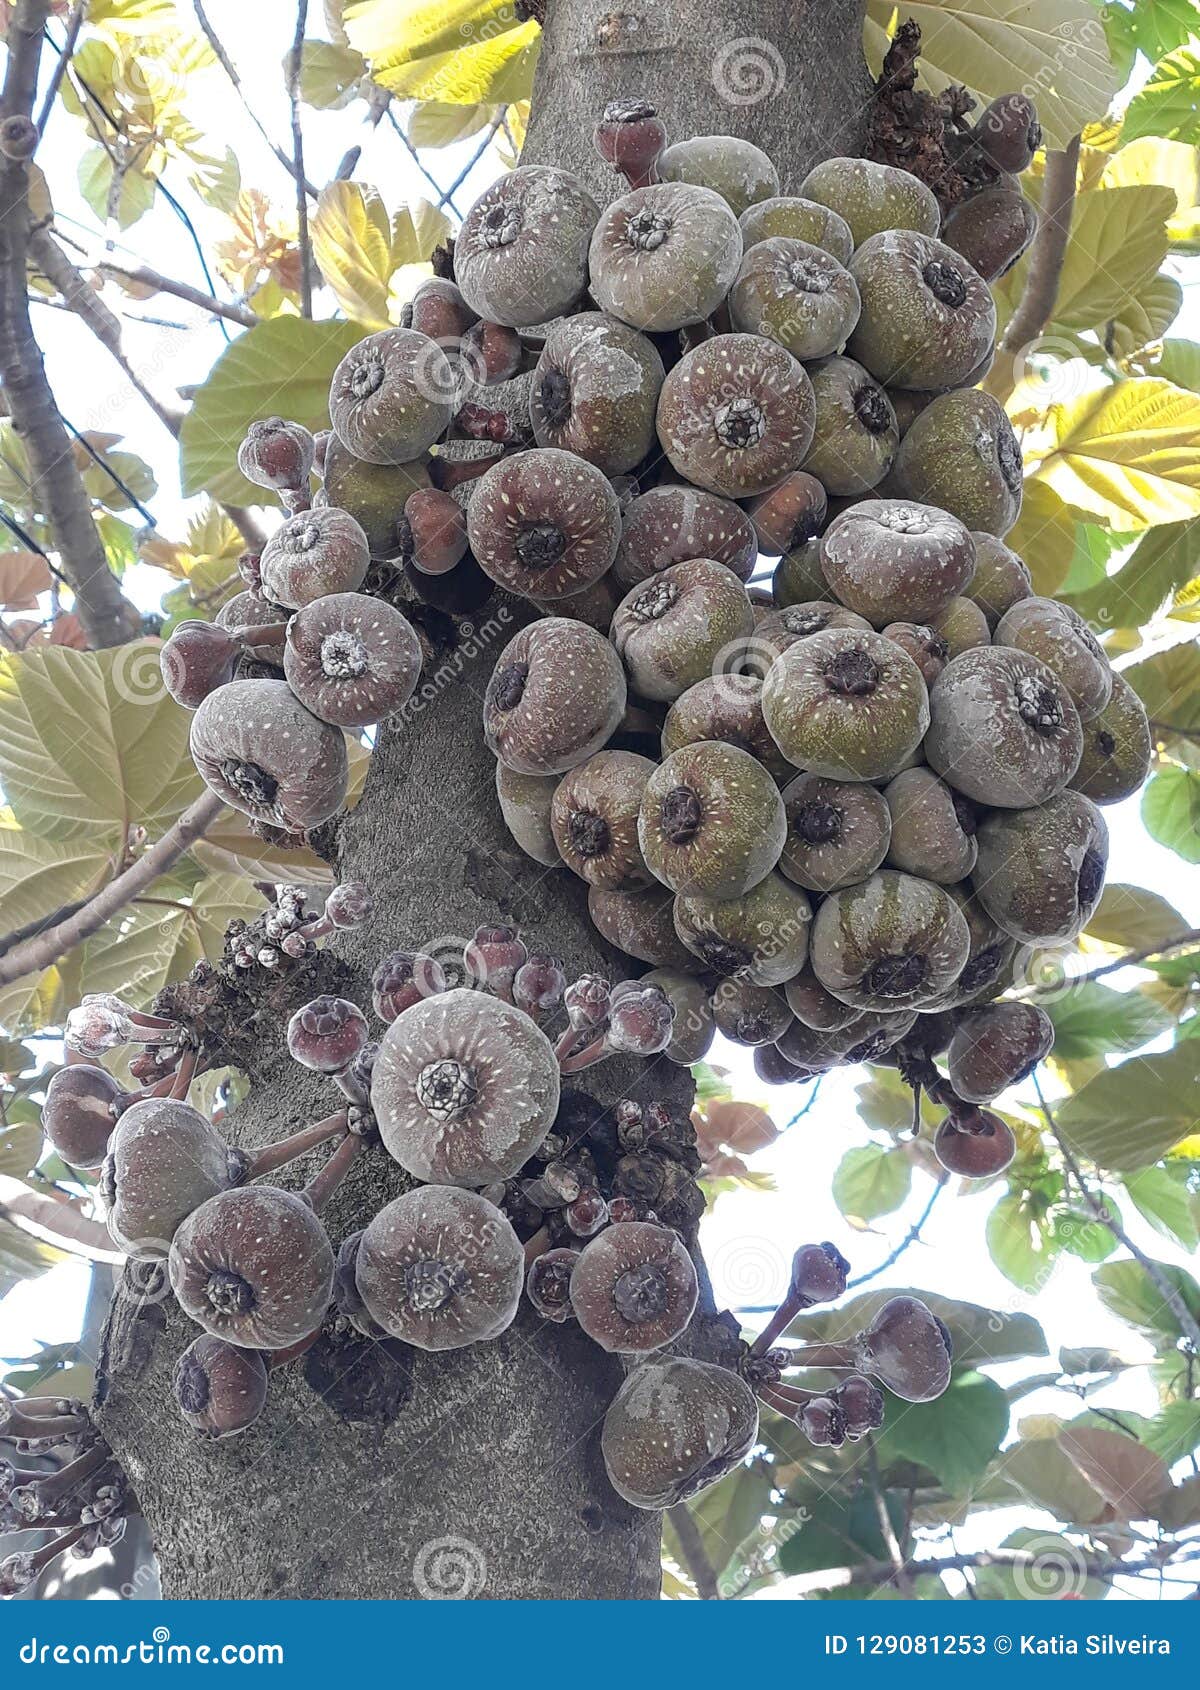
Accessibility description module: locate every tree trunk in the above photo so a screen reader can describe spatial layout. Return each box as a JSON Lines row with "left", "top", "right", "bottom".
{"left": 95, "top": 0, "right": 871, "bottom": 1602}
{"left": 522, "top": 0, "right": 871, "bottom": 196}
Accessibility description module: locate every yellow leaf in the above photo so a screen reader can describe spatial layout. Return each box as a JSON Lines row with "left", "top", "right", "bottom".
{"left": 344, "top": 0, "right": 539, "bottom": 103}
{"left": 391, "top": 197, "right": 452, "bottom": 268}
{"left": 863, "top": 0, "right": 1120, "bottom": 151}
{"left": 407, "top": 101, "right": 494, "bottom": 149}
{"left": 1003, "top": 479, "right": 1077, "bottom": 595}
{"left": 1102, "top": 135, "right": 1200, "bottom": 251}
{"left": 994, "top": 186, "right": 1173, "bottom": 337}
{"left": 311, "top": 182, "right": 395, "bottom": 327}
{"left": 298, "top": 38, "right": 367, "bottom": 108}
{"left": 1030, "top": 378, "right": 1200, "bottom": 528}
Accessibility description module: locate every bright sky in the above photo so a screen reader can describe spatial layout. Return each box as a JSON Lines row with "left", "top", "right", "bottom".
{"left": 3, "top": 1, "right": 1199, "bottom": 1599}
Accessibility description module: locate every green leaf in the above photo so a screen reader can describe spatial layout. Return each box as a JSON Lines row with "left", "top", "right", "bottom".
{"left": 1087, "top": 882, "right": 1191, "bottom": 951}
{"left": 1031, "top": 379, "right": 1200, "bottom": 528}
{"left": 0, "top": 644, "right": 194, "bottom": 842}
{"left": 311, "top": 182, "right": 395, "bottom": 327}
{"left": 832, "top": 1144, "right": 911, "bottom": 1223}
{"left": 344, "top": 0, "right": 539, "bottom": 104}
{"left": 408, "top": 101, "right": 494, "bottom": 148}
{"left": 1124, "top": 1164, "right": 1199, "bottom": 1250}
{"left": 987, "top": 1190, "right": 1060, "bottom": 1290}
{"left": 1055, "top": 1041, "right": 1200, "bottom": 1170}
{"left": 1094, "top": 1256, "right": 1200, "bottom": 1345}
{"left": 0, "top": 818, "right": 114, "bottom": 952}
{"left": 1161, "top": 1473, "right": 1200, "bottom": 1527}
{"left": 1143, "top": 767, "right": 1200, "bottom": 862}
{"left": 881, "top": 1371, "right": 1009, "bottom": 1492}
{"left": 1122, "top": 44, "right": 1200, "bottom": 145}
{"left": 996, "top": 186, "right": 1172, "bottom": 336}
{"left": 664, "top": 1461, "right": 772, "bottom": 1588}
{"left": 788, "top": 1289, "right": 1047, "bottom": 1366}
{"left": 1050, "top": 1204, "right": 1119, "bottom": 1263}
{"left": 1065, "top": 522, "right": 1198, "bottom": 628}
{"left": 0, "top": 1117, "right": 42, "bottom": 1177}
{"left": 1109, "top": 271, "right": 1184, "bottom": 361}
{"left": 1142, "top": 1399, "right": 1200, "bottom": 1465}
{"left": 391, "top": 197, "right": 452, "bottom": 268}
{"left": 1125, "top": 639, "right": 1200, "bottom": 737}
{"left": 1046, "top": 982, "right": 1173, "bottom": 1062}
{"left": 1103, "top": 0, "right": 1200, "bottom": 63}
{"left": 862, "top": 0, "right": 1120, "bottom": 150}
{"left": 179, "top": 319, "right": 367, "bottom": 503}
{"left": 690, "top": 1062, "right": 733, "bottom": 1106}
{"left": 298, "top": 38, "right": 367, "bottom": 108}
{"left": 1156, "top": 338, "right": 1200, "bottom": 391}
{"left": 777, "top": 1488, "right": 906, "bottom": 1576}
{"left": 78, "top": 147, "right": 156, "bottom": 229}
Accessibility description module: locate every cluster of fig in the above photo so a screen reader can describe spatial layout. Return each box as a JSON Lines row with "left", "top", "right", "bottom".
{"left": 452, "top": 104, "right": 1150, "bottom": 1184}
{"left": 161, "top": 421, "right": 430, "bottom": 836}
{"left": 225, "top": 880, "right": 374, "bottom": 972}
{"left": 46, "top": 914, "right": 692, "bottom": 1446}
{"left": 0, "top": 1398, "right": 132, "bottom": 1597}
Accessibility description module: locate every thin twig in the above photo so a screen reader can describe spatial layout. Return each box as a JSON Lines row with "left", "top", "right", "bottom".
{"left": 286, "top": 0, "right": 313, "bottom": 318}
{"left": 192, "top": 0, "right": 318, "bottom": 196}
{"left": 1025, "top": 926, "right": 1200, "bottom": 995}
{"left": 666, "top": 1502, "right": 720, "bottom": 1600}
{"left": 0, "top": 0, "right": 135, "bottom": 649}
{"left": 438, "top": 112, "right": 506, "bottom": 211}
{"left": 96, "top": 259, "right": 257, "bottom": 328}
{"left": 386, "top": 107, "right": 463, "bottom": 216}
{"left": 62, "top": 417, "right": 156, "bottom": 526}
{"left": 847, "top": 1176, "right": 946, "bottom": 1289}
{"left": 35, "top": 0, "right": 86, "bottom": 135}
{"left": 865, "top": 1437, "right": 911, "bottom": 1594}
{"left": 1033, "top": 1069, "right": 1200, "bottom": 1353}
{"left": 0, "top": 791, "right": 225, "bottom": 987}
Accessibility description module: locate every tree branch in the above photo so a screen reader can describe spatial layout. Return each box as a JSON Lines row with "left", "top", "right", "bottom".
{"left": 0, "top": 0, "right": 136, "bottom": 649}
{"left": 192, "top": 0, "right": 318, "bottom": 197}
{"left": 1033, "top": 1070, "right": 1200, "bottom": 1354}
{"left": 0, "top": 790, "right": 224, "bottom": 988}
{"left": 286, "top": 0, "right": 313, "bottom": 318}
{"left": 30, "top": 229, "right": 266, "bottom": 550}
{"left": 95, "top": 259, "right": 258, "bottom": 329}
{"left": 987, "top": 135, "right": 1081, "bottom": 400}
{"left": 0, "top": 1179, "right": 122, "bottom": 1261}
{"left": 35, "top": 0, "right": 86, "bottom": 135}
{"left": 799, "top": 1540, "right": 1191, "bottom": 1594}
{"left": 1023, "top": 926, "right": 1200, "bottom": 995}
{"left": 666, "top": 1502, "right": 720, "bottom": 1599}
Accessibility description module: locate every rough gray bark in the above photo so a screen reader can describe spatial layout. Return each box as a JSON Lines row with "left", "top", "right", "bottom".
{"left": 96, "top": 0, "right": 872, "bottom": 1601}
{"left": 523, "top": 0, "right": 872, "bottom": 197}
